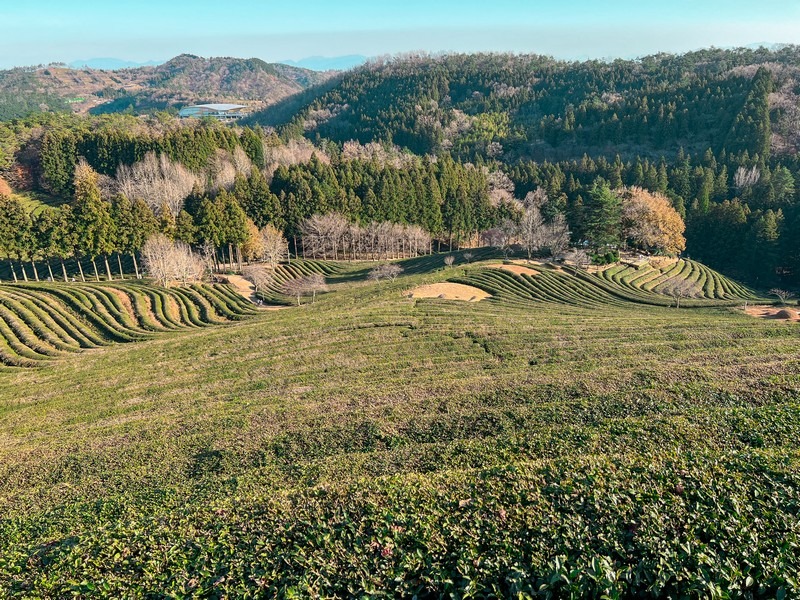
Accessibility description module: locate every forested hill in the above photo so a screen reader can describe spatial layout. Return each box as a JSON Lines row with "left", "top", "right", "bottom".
{"left": 0, "top": 55, "right": 333, "bottom": 120}
{"left": 247, "top": 47, "right": 800, "bottom": 163}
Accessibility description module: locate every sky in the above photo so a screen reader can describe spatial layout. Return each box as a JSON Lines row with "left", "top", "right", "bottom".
{"left": 1, "top": 0, "right": 800, "bottom": 68}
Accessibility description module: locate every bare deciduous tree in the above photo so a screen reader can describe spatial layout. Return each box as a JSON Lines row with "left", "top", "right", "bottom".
{"left": 662, "top": 279, "right": 701, "bottom": 308}
{"left": 564, "top": 248, "right": 591, "bottom": 274}
{"left": 141, "top": 233, "right": 205, "bottom": 287}
{"left": 263, "top": 138, "right": 330, "bottom": 176}
{"left": 545, "top": 214, "right": 571, "bottom": 257}
{"left": 769, "top": 288, "right": 795, "bottom": 306}
{"left": 242, "top": 265, "right": 274, "bottom": 294}
{"left": 367, "top": 263, "right": 404, "bottom": 282}
{"left": 522, "top": 187, "right": 548, "bottom": 209}
{"left": 463, "top": 252, "right": 474, "bottom": 264}
{"left": 734, "top": 166, "right": 761, "bottom": 190}
{"left": 281, "top": 273, "right": 329, "bottom": 305}
{"left": 116, "top": 152, "right": 199, "bottom": 216}
{"left": 259, "top": 224, "right": 288, "bottom": 269}
{"left": 444, "top": 255, "right": 456, "bottom": 268}
{"left": 518, "top": 205, "right": 545, "bottom": 259}
{"left": 300, "top": 213, "right": 431, "bottom": 261}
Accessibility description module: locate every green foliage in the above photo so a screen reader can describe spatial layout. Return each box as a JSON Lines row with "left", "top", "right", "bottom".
{"left": 0, "top": 281, "right": 257, "bottom": 367}
{"left": 0, "top": 261, "right": 797, "bottom": 594}
{"left": 583, "top": 183, "right": 622, "bottom": 249}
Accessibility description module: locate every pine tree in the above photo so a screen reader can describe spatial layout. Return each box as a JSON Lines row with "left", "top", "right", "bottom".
{"left": 72, "top": 160, "right": 115, "bottom": 281}
{"left": 583, "top": 183, "right": 622, "bottom": 249}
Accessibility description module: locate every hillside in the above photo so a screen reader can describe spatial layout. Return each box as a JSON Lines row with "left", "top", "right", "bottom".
{"left": 0, "top": 55, "right": 333, "bottom": 119}
{"left": 1, "top": 258, "right": 799, "bottom": 595}
{"left": 247, "top": 47, "right": 800, "bottom": 161}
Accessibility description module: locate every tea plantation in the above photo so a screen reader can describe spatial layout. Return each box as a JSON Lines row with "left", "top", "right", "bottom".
{"left": 1, "top": 257, "right": 799, "bottom": 598}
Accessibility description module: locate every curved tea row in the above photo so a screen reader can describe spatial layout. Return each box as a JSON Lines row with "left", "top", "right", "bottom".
{"left": 453, "top": 261, "right": 761, "bottom": 309}
{"left": 0, "top": 281, "right": 258, "bottom": 367}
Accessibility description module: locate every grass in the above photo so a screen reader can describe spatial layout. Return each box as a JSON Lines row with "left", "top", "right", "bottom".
{"left": 0, "top": 256, "right": 799, "bottom": 596}
{"left": 10, "top": 190, "right": 68, "bottom": 216}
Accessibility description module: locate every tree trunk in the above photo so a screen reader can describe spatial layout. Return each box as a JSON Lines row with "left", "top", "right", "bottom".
{"left": 46, "top": 261, "right": 55, "bottom": 282}
{"left": 9, "top": 262, "right": 17, "bottom": 283}
{"left": 31, "top": 261, "right": 40, "bottom": 282}
{"left": 117, "top": 254, "right": 125, "bottom": 280}
{"left": 20, "top": 263, "right": 28, "bottom": 282}
{"left": 104, "top": 255, "right": 113, "bottom": 281}
{"left": 132, "top": 254, "right": 140, "bottom": 279}
{"left": 92, "top": 259, "right": 100, "bottom": 282}
{"left": 77, "top": 259, "right": 86, "bottom": 282}
{"left": 61, "top": 260, "right": 68, "bottom": 282}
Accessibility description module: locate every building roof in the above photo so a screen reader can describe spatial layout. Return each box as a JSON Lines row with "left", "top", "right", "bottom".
{"left": 190, "top": 103, "right": 247, "bottom": 112}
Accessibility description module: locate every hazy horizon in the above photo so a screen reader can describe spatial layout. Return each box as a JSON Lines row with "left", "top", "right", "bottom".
{"left": 2, "top": 0, "right": 799, "bottom": 69}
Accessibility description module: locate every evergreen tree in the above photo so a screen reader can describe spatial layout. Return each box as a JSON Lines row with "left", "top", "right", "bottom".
{"left": 583, "top": 183, "right": 622, "bottom": 249}
{"left": 71, "top": 161, "right": 115, "bottom": 281}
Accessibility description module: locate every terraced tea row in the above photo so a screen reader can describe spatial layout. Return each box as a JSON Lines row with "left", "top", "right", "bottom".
{"left": 0, "top": 281, "right": 258, "bottom": 367}
{"left": 254, "top": 259, "right": 343, "bottom": 304}
{"left": 597, "top": 259, "right": 756, "bottom": 300}
{"left": 454, "top": 261, "right": 762, "bottom": 309}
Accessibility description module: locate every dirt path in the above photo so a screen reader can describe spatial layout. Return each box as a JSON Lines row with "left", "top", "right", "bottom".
{"left": 223, "top": 275, "right": 260, "bottom": 305}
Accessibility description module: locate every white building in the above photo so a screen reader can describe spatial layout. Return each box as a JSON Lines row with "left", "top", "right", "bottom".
{"left": 178, "top": 103, "right": 249, "bottom": 121}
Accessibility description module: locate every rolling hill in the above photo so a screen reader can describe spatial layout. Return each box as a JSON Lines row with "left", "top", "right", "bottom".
{"left": 246, "top": 46, "right": 800, "bottom": 161}
{"left": 1, "top": 256, "right": 798, "bottom": 595}
{"left": 0, "top": 55, "right": 334, "bottom": 119}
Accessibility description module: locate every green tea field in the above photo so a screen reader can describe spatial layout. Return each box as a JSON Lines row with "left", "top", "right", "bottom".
{"left": 1, "top": 256, "right": 799, "bottom": 597}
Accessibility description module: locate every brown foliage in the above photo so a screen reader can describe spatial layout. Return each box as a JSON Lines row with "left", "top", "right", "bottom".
{"left": 0, "top": 176, "right": 11, "bottom": 197}
{"left": 619, "top": 187, "right": 686, "bottom": 255}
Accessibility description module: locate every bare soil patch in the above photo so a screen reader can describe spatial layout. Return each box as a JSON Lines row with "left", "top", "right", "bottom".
{"left": 106, "top": 288, "right": 137, "bottom": 323}
{"left": 744, "top": 306, "right": 800, "bottom": 322}
{"left": 650, "top": 257, "right": 679, "bottom": 270}
{"left": 490, "top": 264, "right": 539, "bottom": 276}
{"left": 408, "top": 283, "right": 490, "bottom": 302}
{"left": 221, "top": 275, "right": 260, "bottom": 305}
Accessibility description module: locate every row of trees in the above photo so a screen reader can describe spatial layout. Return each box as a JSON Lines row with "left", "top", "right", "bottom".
{"left": 299, "top": 213, "right": 432, "bottom": 261}
{"left": 0, "top": 156, "right": 687, "bottom": 285}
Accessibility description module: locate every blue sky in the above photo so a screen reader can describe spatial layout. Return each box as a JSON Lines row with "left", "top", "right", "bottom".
{"left": 1, "top": 0, "right": 799, "bottom": 68}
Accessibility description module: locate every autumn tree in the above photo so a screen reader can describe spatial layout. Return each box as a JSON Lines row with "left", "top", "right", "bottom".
{"left": 240, "top": 219, "right": 264, "bottom": 264}
{"left": 619, "top": 187, "right": 686, "bottom": 254}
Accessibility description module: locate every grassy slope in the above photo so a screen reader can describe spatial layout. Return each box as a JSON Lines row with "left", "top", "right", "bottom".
{"left": 1, "top": 261, "right": 799, "bottom": 596}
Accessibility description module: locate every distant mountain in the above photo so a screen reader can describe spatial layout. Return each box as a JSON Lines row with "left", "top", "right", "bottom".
{"left": 248, "top": 45, "right": 800, "bottom": 160}
{"left": 0, "top": 54, "right": 335, "bottom": 118}
{"left": 69, "top": 58, "right": 165, "bottom": 70}
{"left": 280, "top": 55, "right": 368, "bottom": 72}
